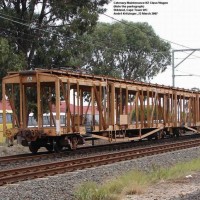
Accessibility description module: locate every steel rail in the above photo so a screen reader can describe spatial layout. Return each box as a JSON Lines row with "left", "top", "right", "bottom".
{"left": 0, "top": 138, "right": 200, "bottom": 186}
{"left": 0, "top": 135, "right": 198, "bottom": 165}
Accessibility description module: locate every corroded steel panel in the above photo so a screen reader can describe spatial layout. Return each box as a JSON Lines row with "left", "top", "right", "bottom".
{"left": 2, "top": 69, "right": 200, "bottom": 143}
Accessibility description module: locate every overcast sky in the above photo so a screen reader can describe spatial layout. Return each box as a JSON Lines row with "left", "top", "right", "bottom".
{"left": 98, "top": 0, "right": 200, "bottom": 90}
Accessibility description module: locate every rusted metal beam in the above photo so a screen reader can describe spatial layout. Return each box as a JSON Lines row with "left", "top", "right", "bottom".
{"left": 2, "top": 69, "right": 200, "bottom": 143}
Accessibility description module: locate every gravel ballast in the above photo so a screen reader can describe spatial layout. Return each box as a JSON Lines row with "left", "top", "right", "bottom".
{"left": 0, "top": 146, "right": 200, "bottom": 200}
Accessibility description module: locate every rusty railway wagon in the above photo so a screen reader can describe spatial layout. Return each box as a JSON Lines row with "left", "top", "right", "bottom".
{"left": 2, "top": 69, "right": 200, "bottom": 153}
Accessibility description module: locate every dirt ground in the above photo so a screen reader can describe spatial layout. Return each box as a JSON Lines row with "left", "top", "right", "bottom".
{"left": 0, "top": 143, "right": 30, "bottom": 156}
{"left": 1, "top": 143, "right": 200, "bottom": 200}
{"left": 124, "top": 173, "right": 200, "bottom": 200}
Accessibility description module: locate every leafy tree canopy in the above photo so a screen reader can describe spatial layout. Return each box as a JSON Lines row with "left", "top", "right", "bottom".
{"left": 0, "top": 37, "right": 26, "bottom": 98}
{"left": 77, "top": 21, "right": 171, "bottom": 81}
{"left": 0, "top": 0, "right": 110, "bottom": 68}
{"left": 0, "top": 1, "right": 171, "bottom": 82}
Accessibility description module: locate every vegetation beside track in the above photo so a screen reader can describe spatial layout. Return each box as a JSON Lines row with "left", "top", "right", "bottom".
{"left": 75, "top": 158, "right": 200, "bottom": 200}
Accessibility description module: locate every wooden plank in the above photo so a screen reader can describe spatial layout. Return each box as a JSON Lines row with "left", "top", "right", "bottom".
{"left": 177, "top": 96, "right": 180, "bottom": 123}
{"left": 174, "top": 92, "right": 177, "bottom": 126}
{"left": 128, "top": 127, "right": 164, "bottom": 141}
{"left": 183, "top": 95, "right": 186, "bottom": 124}
{"left": 48, "top": 94, "right": 56, "bottom": 127}
{"left": 158, "top": 95, "right": 164, "bottom": 124}
{"left": 138, "top": 90, "right": 144, "bottom": 128}
{"left": 120, "top": 86, "right": 122, "bottom": 115}
{"left": 156, "top": 94, "right": 159, "bottom": 127}
{"left": 188, "top": 98, "right": 192, "bottom": 125}
{"left": 7, "top": 86, "right": 20, "bottom": 128}
{"left": 103, "top": 85, "right": 107, "bottom": 125}
{"left": 83, "top": 98, "right": 91, "bottom": 124}
{"left": 171, "top": 93, "right": 173, "bottom": 124}
{"left": 55, "top": 78, "right": 60, "bottom": 135}
{"left": 60, "top": 80, "right": 74, "bottom": 132}
{"left": 163, "top": 93, "right": 167, "bottom": 125}
{"left": 67, "top": 80, "right": 71, "bottom": 132}
{"left": 151, "top": 91, "right": 157, "bottom": 126}
{"left": 125, "top": 87, "right": 128, "bottom": 115}
{"left": 36, "top": 74, "right": 42, "bottom": 129}
{"left": 147, "top": 90, "right": 150, "bottom": 127}
{"left": 93, "top": 84, "right": 107, "bottom": 130}
{"left": 116, "top": 91, "right": 119, "bottom": 124}
{"left": 184, "top": 125, "right": 199, "bottom": 133}
{"left": 2, "top": 82, "right": 6, "bottom": 136}
{"left": 22, "top": 85, "right": 27, "bottom": 128}
{"left": 77, "top": 81, "right": 80, "bottom": 131}
{"left": 73, "top": 88, "right": 75, "bottom": 118}
{"left": 196, "top": 94, "right": 199, "bottom": 123}
{"left": 110, "top": 83, "right": 115, "bottom": 125}
{"left": 107, "top": 84, "right": 110, "bottom": 125}
{"left": 135, "top": 91, "right": 139, "bottom": 128}
{"left": 91, "top": 86, "right": 95, "bottom": 128}
{"left": 91, "top": 134, "right": 110, "bottom": 141}
{"left": 20, "top": 76, "right": 23, "bottom": 128}
{"left": 99, "top": 84, "right": 102, "bottom": 130}
{"left": 197, "top": 94, "right": 200, "bottom": 122}
{"left": 180, "top": 95, "right": 182, "bottom": 124}
{"left": 128, "top": 93, "right": 137, "bottom": 124}
{"left": 3, "top": 74, "right": 20, "bottom": 84}
{"left": 80, "top": 88, "right": 83, "bottom": 125}
{"left": 36, "top": 73, "right": 57, "bottom": 82}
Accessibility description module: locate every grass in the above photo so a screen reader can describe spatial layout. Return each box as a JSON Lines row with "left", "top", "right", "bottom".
{"left": 74, "top": 158, "right": 200, "bottom": 200}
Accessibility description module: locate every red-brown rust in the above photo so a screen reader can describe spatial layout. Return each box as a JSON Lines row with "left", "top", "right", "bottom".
{"left": 3, "top": 69, "right": 200, "bottom": 149}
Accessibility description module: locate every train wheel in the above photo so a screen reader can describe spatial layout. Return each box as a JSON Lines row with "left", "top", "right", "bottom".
{"left": 46, "top": 145, "right": 53, "bottom": 152}
{"left": 53, "top": 142, "right": 63, "bottom": 153}
{"left": 173, "top": 129, "right": 180, "bottom": 138}
{"left": 29, "top": 142, "right": 39, "bottom": 154}
{"left": 72, "top": 137, "right": 78, "bottom": 150}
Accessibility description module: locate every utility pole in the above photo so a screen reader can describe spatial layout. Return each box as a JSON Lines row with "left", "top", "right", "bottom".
{"left": 172, "top": 49, "right": 200, "bottom": 87}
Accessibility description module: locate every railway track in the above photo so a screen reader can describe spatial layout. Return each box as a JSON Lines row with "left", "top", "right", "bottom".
{"left": 0, "top": 134, "right": 199, "bottom": 166}
{"left": 0, "top": 137, "right": 200, "bottom": 186}
{"left": 0, "top": 142, "right": 136, "bottom": 165}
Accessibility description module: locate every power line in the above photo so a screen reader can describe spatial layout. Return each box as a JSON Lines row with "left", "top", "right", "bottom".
{"left": 0, "top": 14, "right": 171, "bottom": 57}
{"left": 1, "top": 9, "right": 199, "bottom": 60}
{"left": 0, "top": 32, "right": 44, "bottom": 44}
{"left": 101, "top": 13, "right": 200, "bottom": 59}
{"left": 0, "top": 26, "right": 40, "bottom": 40}
{"left": 175, "top": 57, "right": 199, "bottom": 60}
{"left": 175, "top": 69, "right": 200, "bottom": 77}
{"left": 0, "top": 14, "right": 124, "bottom": 52}
{"left": 0, "top": 11, "right": 40, "bottom": 25}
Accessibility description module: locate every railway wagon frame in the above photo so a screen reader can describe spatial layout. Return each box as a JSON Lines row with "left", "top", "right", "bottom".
{"left": 2, "top": 69, "right": 200, "bottom": 152}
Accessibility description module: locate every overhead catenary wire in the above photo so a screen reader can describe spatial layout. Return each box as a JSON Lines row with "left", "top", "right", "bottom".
{"left": 101, "top": 12, "right": 200, "bottom": 86}
{"left": 175, "top": 69, "right": 200, "bottom": 77}
{"left": 1, "top": 9, "right": 199, "bottom": 60}
{"left": 1, "top": 6, "right": 200, "bottom": 67}
{"left": 0, "top": 26, "right": 42, "bottom": 40}
{"left": 0, "top": 32, "right": 44, "bottom": 44}
{"left": 0, "top": 14, "right": 171, "bottom": 56}
{"left": 0, "top": 14, "right": 141, "bottom": 53}
{"left": 102, "top": 13, "right": 200, "bottom": 59}
{"left": 1, "top": 10, "right": 198, "bottom": 80}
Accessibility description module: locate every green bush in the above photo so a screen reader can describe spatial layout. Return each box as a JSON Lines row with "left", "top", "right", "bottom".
{"left": 75, "top": 158, "right": 200, "bottom": 200}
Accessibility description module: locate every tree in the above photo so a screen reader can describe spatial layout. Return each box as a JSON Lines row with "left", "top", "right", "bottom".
{"left": 0, "top": 37, "right": 26, "bottom": 98}
{"left": 0, "top": 0, "right": 110, "bottom": 68}
{"left": 79, "top": 21, "right": 171, "bottom": 81}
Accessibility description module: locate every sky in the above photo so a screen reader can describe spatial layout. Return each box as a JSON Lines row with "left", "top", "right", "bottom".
{"left": 98, "top": 0, "right": 200, "bottom": 90}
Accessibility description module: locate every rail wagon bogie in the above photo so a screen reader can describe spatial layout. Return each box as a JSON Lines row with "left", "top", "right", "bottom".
{"left": 2, "top": 69, "right": 200, "bottom": 153}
